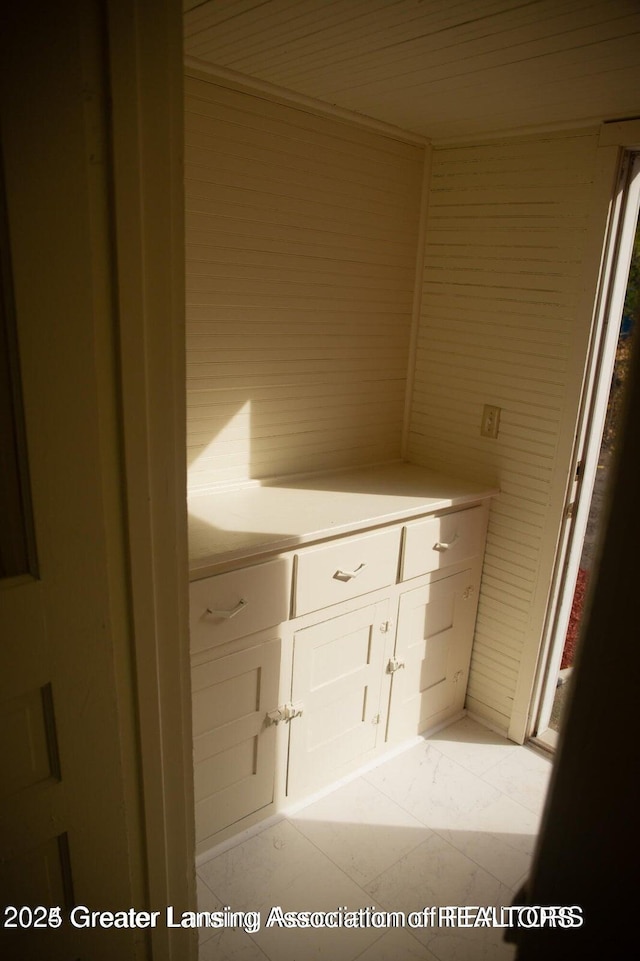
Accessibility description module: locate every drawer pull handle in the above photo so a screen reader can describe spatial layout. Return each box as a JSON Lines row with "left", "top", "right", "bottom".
{"left": 434, "top": 533, "right": 459, "bottom": 552}
{"left": 334, "top": 562, "right": 367, "bottom": 582}
{"left": 205, "top": 598, "right": 247, "bottom": 619}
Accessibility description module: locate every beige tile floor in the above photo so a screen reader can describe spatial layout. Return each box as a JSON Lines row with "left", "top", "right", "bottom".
{"left": 196, "top": 716, "right": 553, "bottom": 961}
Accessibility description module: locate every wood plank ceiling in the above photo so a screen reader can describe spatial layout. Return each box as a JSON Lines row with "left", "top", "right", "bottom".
{"left": 183, "top": 0, "right": 640, "bottom": 142}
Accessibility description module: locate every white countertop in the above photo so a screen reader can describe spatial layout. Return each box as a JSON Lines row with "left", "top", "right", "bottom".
{"left": 188, "top": 461, "right": 496, "bottom": 579}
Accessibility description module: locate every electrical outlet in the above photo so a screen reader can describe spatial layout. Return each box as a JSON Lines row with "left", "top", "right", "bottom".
{"left": 481, "top": 404, "right": 501, "bottom": 438}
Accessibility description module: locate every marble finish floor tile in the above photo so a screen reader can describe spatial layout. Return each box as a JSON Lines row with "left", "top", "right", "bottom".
{"left": 199, "top": 819, "right": 382, "bottom": 961}
{"left": 197, "top": 876, "right": 269, "bottom": 960}
{"left": 196, "top": 876, "right": 221, "bottom": 946}
{"left": 420, "top": 923, "right": 517, "bottom": 961}
{"left": 291, "top": 776, "right": 432, "bottom": 886}
{"left": 480, "top": 744, "right": 553, "bottom": 815}
{"left": 198, "top": 927, "right": 270, "bottom": 961}
{"left": 431, "top": 793, "right": 541, "bottom": 888}
{"left": 353, "top": 927, "right": 438, "bottom": 960}
{"left": 364, "top": 837, "right": 516, "bottom": 958}
{"left": 364, "top": 739, "right": 502, "bottom": 831}
{"left": 197, "top": 716, "right": 553, "bottom": 961}
{"left": 364, "top": 833, "right": 505, "bottom": 917}
{"left": 427, "top": 717, "right": 520, "bottom": 776}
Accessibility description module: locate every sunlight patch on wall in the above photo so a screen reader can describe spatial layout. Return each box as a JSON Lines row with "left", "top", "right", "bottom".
{"left": 188, "top": 399, "right": 252, "bottom": 493}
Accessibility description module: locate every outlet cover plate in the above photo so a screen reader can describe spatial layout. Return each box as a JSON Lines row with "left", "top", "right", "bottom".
{"left": 481, "top": 404, "right": 501, "bottom": 438}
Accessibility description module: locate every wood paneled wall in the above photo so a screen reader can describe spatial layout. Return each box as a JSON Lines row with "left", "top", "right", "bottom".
{"left": 185, "top": 74, "right": 424, "bottom": 491}
{"left": 184, "top": 76, "right": 611, "bottom": 736}
{"left": 408, "top": 128, "right": 602, "bottom": 732}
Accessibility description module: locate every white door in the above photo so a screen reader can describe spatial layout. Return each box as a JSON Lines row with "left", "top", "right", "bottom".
{"left": 532, "top": 151, "right": 640, "bottom": 742}
{"left": 0, "top": 5, "right": 149, "bottom": 958}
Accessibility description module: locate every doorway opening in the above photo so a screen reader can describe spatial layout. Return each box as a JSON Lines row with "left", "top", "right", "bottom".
{"left": 550, "top": 265, "right": 637, "bottom": 733}
{"left": 532, "top": 151, "right": 640, "bottom": 748}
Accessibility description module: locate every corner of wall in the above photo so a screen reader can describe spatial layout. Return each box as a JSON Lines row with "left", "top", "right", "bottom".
{"left": 402, "top": 143, "right": 433, "bottom": 461}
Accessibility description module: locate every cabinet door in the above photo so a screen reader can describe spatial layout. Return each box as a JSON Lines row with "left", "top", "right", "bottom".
{"left": 287, "top": 599, "right": 390, "bottom": 800}
{"left": 191, "top": 637, "right": 280, "bottom": 848}
{"left": 387, "top": 570, "right": 479, "bottom": 743}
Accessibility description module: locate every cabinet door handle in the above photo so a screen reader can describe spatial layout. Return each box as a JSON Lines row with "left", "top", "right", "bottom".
{"left": 334, "top": 562, "right": 367, "bottom": 581}
{"left": 205, "top": 598, "right": 247, "bottom": 619}
{"left": 434, "top": 533, "right": 459, "bottom": 552}
{"left": 266, "top": 701, "right": 304, "bottom": 725}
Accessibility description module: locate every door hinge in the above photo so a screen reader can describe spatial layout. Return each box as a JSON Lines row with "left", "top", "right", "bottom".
{"left": 266, "top": 701, "right": 304, "bottom": 725}
{"left": 386, "top": 656, "right": 405, "bottom": 674}
{"left": 371, "top": 713, "right": 381, "bottom": 725}
{"left": 379, "top": 620, "right": 393, "bottom": 633}
{"left": 565, "top": 501, "right": 576, "bottom": 519}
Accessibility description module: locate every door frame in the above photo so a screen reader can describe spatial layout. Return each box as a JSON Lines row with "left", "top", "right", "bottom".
{"left": 1, "top": 2, "right": 194, "bottom": 957}
{"left": 528, "top": 127, "right": 640, "bottom": 742}
{"left": 106, "top": 0, "right": 195, "bottom": 956}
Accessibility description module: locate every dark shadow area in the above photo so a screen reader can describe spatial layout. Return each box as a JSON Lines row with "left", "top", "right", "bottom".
{"left": 513, "top": 292, "right": 640, "bottom": 959}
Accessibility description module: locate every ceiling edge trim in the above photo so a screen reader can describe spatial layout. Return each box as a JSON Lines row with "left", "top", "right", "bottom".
{"left": 184, "top": 56, "right": 429, "bottom": 147}
{"left": 430, "top": 118, "right": 614, "bottom": 149}
{"left": 599, "top": 118, "right": 640, "bottom": 148}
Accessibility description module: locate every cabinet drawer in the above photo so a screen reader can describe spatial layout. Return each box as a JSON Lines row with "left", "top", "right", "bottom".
{"left": 293, "top": 527, "right": 401, "bottom": 616}
{"left": 402, "top": 506, "right": 485, "bottom": 580}
{"left": 190, "top": 557, "right": 291, "bottom": 653}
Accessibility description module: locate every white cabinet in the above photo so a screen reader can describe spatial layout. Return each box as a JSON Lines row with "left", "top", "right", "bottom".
{"left": 189, "top": 556, "right": 293, "bottom": 848}
{"left": 188, "top": 471, "right": 492, "bottom": 853}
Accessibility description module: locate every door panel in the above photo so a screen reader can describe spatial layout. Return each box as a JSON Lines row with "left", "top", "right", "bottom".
{"left": 0, "top": 130, "right": 70, "bottom": 932}
{"left": 288, "top": 600, "right": 389, "bottom": 799}
{"left": 388, "top": 570, "right": 479, "bottom": 742}
{"left": 192, "top": 638, "right": 280, "bottom": 847}
{"left": 0, "top": 4, "right": 150, "bottom": 958}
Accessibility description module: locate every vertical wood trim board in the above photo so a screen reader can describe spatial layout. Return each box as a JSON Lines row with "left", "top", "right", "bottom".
{"left": 407, "top": 128, "right": 602, "bottom": 732}
{"left": 185, "top": 75, "right": 424, "bottom": 491}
